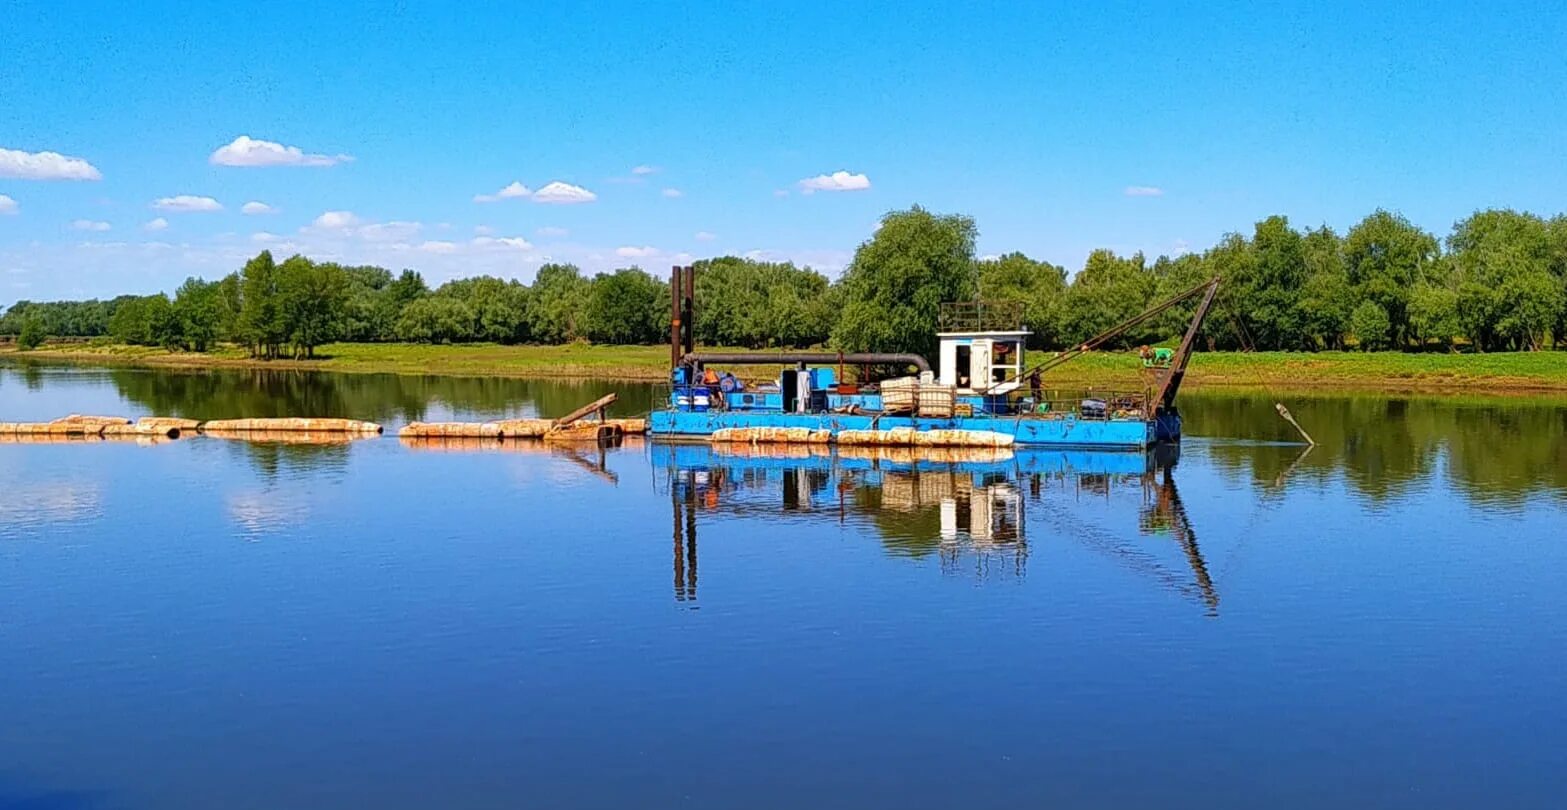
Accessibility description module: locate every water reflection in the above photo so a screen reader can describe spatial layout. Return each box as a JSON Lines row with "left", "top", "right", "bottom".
{"left": 1191, "top": 390, "right": 1567, "bottom": 506}
{"left": 655, "top": 443, "right": 1220, "bottom": 612}
{"left": 399, "top": 435, "right": 627, "bottom": 484}
{"left": 0, "top": 481, "right": 103, "bottom": 525}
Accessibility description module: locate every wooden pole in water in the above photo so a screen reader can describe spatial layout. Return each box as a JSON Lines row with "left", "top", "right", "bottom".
{"left": 552, "top": 393, "right": 619, "bottom": 428}
{"left": 1275, "top": 403, "right": 1315, "bottom": 446}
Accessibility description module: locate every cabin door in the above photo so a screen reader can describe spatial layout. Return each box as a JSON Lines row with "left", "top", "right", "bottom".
{"left": 954, "top": 345, "right": 972, "bottom": 389}
{"left": 781, "top": 370, "right": 798, "bottom": 412}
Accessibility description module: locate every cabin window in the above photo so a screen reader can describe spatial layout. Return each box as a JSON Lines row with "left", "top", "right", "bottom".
{"left": 992, "top": 341, "right": 1014, "bottom": 383}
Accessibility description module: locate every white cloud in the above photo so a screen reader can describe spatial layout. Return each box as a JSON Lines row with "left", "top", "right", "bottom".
{"left": 694, "top": 231, "right": 716, "bottom": 242}
{"left": 615, "top": 245, "right": 657, "bottom": 258}
{"left": 1124, "top": 185, "right": 1164, "bottom": 197}
{"left": 359, "top": 220, "right": 422, "bottom": 242}
{"left": 1171, "top": 239, "right": 1191, "bottom": 256}
{"left": 536, "top": 226, "right": 569, "bottom": 237}
{"left": 740, "top": 247, "right": 853, "bottom": 275}
{"left": 661, "top": 187, "right": 683, "bottom": 198}
{"left": 473, "top": 225, "right": 494, "bottom": 236}
{"left": 210, "top": 135, "right": 350, "bottom": 167}
{"left": 143, "top": 217, "right": 169, "bottom": 232}
{"left": 631, "top": 165, "right": 658, "bottom": 175}
{"left": 310, "top": 210, "right": 360, "bottom": 230}
{"left": 251, "top": 231, "right": 279, "bottom": 243}
{"left": 474, "top": 181, "right": 532, "bottom": 203}
{"left": 154, "top": 195, "right": 223, "bottom": 212}
{"left": 241, "top": 201, "right": 276, "bottom": 215}
{"left": 471, "top": 236, "right": 533, "bottom": 250}
{"left": 773, "top": 189, "right": 790, "bottom": 198}
{"left": 417, "top": 240, "right": 458, "bottom": 254}
{"left": 532, "top": 181, "right": 597, "bottom": 204}
{"left": 0, "top": 194, "right": 16, "bottom": 215}
{"left": 72, "top": 219, "right": 111, "bottom": 232}
{"left": 0, "top": 147, "right": 102, "bottom": 180}
{"left": 798, "top": 170, "right": 871, "bottom": 194}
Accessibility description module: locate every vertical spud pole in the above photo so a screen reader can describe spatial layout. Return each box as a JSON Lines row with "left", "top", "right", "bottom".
{"left": 670, "top": 265, "right": 683, "bottom": 370}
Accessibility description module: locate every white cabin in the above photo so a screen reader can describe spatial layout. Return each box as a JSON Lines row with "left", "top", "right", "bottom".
{"left": 936, "top": 329, "right": 1030, "bottom": 395}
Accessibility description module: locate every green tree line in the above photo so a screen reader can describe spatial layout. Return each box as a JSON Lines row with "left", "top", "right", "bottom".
{"left": 5, "top": 206, "right": 1567, "bottom": 356}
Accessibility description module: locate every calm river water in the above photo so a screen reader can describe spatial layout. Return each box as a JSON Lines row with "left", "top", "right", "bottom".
{"left": 1, "top": 363, "right": 1564, "bottom": 809}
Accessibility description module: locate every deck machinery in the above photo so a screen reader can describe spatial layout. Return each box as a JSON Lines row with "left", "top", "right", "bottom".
{"left": 650, "top": 265, "right": 1221, "bottom": 449}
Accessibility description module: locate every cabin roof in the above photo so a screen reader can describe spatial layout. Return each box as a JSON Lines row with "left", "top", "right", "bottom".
{"left": 936, "top": 329, "right": 1032, "bottom": 339}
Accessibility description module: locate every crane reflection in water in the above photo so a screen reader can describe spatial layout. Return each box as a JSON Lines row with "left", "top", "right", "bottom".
{"left": 655, "top": 442, "right": 1217, "bottom": 613}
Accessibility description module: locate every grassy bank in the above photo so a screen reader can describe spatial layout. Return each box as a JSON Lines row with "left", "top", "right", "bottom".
{"left": 5, "top": 341, "right": 1567, "bottom": 393}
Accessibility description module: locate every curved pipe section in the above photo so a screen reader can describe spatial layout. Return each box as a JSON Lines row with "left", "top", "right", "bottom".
{"left": 683, "top": 352, "right": 931, "bottom": 375}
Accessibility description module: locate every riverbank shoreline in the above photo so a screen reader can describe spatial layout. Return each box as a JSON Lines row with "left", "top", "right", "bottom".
{"left": 6, "top": 342, "right": 1567, "bottom": 396}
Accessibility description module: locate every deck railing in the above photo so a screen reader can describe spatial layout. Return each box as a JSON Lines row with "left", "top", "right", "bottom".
{"left": 938, "top": 301, "right": 1024, "bottom": 332}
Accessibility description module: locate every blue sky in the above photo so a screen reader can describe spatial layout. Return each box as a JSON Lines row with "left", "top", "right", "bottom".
{"left": 2, "top": 1, "right": 1565, "bottom": 300}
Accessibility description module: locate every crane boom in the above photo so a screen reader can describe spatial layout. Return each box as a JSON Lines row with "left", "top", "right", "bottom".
{"left": 1009, "top": 276, "right": 1222, "bottom": 393}
{"left": 1153, "top": 277, "right": 1220, "bottom": 412}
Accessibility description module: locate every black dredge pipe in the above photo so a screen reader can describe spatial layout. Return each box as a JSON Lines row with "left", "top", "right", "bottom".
{"left": 682, "top": 352, "right": 931, "bottom": 375}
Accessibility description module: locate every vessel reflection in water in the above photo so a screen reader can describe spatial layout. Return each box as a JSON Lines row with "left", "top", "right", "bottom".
{"left": 654, "top": 442, "right": 1214, "bottom": 612}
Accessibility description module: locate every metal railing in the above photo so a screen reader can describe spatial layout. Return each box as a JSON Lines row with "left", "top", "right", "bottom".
{"left": 938, "top": 301, "right": 1024, "bottom": 332}
{"left": 1013, "top": 390, "right": 1151, "bottom": 421}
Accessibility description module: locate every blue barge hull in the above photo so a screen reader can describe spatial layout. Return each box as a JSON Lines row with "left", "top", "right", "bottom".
{"left": 651, "top": 441, "right": 1163, "bottom": 476}
{"left": 650, "top": 409, "right": 1158, "bottom": 449}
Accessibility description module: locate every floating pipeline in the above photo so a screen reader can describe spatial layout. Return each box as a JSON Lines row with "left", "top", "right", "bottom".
{"left": 399, "top": 418, "right": 647, "bottom": 441}
{"left": 101, "top": 423, "right": 181, "bottom": 439}
{"left": 710, "top": 427, "right": 833, "bottom": 445}
{"left": 137, "top": 417, "right": 201, "bottom": 434}
{"left": 543, "top": 422, "right": 623, "bottom": 443}
{"left": 200, "top": 418, "right": 384, "bottom": 435}
{"left": 2, "top": 416, "right": 180, "bottom": 439}
{"left": 494, "top": 418, "right": 552, "bottom": 438}
{"left": 0, "top": 422, "right": 97, "bottom": 436}
{"left": 504, "top": 418, "right": 646, "bottom": 438}
{"left": 399, "top": 421, "right": 505, "bottom": 439}
{"left": 0, "top": 413, "right": 648, "bottom": 447}
{"left": 53, "top": 414, "right": 134, "bottom": 430}
{"left": 603, "top": 418, "right": 648, "bottom": 435}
